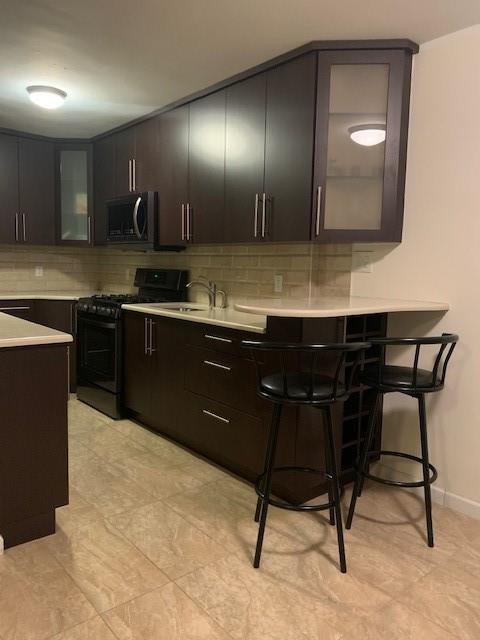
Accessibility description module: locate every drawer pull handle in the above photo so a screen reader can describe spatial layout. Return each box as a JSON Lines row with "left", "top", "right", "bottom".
{"left": 202, "top": 409, "right": 230, "bottom": 424}
{"left": 203, "top": 360, "right": 231, "bottom": 372}
{"left": 0, "top": 306, "right": 30, "bottom": 311}
{"left": 204, "top": 334, "right": 232, "bottom": 344}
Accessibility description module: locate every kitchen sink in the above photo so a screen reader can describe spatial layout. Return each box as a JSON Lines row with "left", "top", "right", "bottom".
{"left": 149, "top": 302, "right": 207, "bottom": 312}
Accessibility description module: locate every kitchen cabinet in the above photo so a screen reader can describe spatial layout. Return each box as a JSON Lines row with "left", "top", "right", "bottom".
{"left": 313, "top": 49, "right": 411, "bottom": 242}
{"left": 225, "top": 74, "right": 267, "bottom": 243}
{"left": 18, "top": 138, "right": 55, "bottom": 245}
{"left": 93, "top": 135, "right": 115, "bottom": 244}
{"left": 188, "top": 90, "right": 226, "bottom": 243}
{"left": 0, "top": 300, "right": 35, "bottom": 321}
{"left": 134, "top": 117, "right": 161, "bottom": 192}
{"left": 0, "top": 134, "right": 19, "bottom": 244}
{"left": 113, "top": 127, "right": 135, "bottom": 195}
{"left": 55, "top": 143, "right": 93, "bottom": 245}
{"left": 157, "top": 106, "right": 189, "bottom": 246}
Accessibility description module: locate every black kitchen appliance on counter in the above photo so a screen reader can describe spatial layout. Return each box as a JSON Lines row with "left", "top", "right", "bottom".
{"left": 77, "top": 268, "right": 188, "bottom": 418}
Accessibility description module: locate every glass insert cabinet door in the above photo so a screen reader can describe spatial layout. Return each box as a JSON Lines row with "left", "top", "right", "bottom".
{"left": 313, "top": 50, "right": 411, "bottom": 242}
{"left": 56, "top": 144, "right": 93, "bottom": 244}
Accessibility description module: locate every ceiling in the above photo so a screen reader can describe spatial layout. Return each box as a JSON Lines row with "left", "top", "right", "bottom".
{"left": 1, "top": 0, "right": 479, "bottom": 138}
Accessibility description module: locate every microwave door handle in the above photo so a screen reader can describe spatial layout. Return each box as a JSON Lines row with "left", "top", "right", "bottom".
{"left": 133, "top": 196, "right": 142, "bottom": 239}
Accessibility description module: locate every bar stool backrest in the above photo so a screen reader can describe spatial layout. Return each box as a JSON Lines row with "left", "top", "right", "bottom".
{"left": 242, "top": 340, "right": 371, "bottom": 404}
{"left": 369, "top": 333, "right": 458, "bottom": 392}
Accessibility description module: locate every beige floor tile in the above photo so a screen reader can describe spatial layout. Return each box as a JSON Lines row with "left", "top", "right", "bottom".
{"left": 108, "top": 500, "right": 229, "bottom": 580}
{"left": 164, "top": 477, "right": 255, "bottom": 552}
{"left": 112, "top": 420, "right": 193, "bottom": 465}
{"left": 55, "top": 488, "right": 104, "bottom": 534}
{"left": 74, "top": 426, "right": 148, "bottom": 462}
{"left": 42, "top": 518, "right": 169, "bottom": 612}
{"left": 50, "top": 617, "right": 118, "bottom": 640}
{"left": 175, "top": 455, "right": 232, "bottom": 484}
{"left": 398, "top": 546, "right": 480, "bottom": 640}
{"left": 0, "top": 543, "right": 96, "bottom": 640}
{"left": 108, "top": 451, "right": 205, "bottom": 499}
{"left": 102, "top": 582, "right": 231, "bottom": 640}
{"left": 343, "top": 601, "right": 460, "bottom": 639}
{"left": 69, "top": 452, "right": 157, "bottom": 517}
{"left": 176, "top": 553, "right": 342, "bottom": 640}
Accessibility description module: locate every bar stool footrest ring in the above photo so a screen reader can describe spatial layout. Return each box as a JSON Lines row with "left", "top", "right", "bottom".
{"left": 255, "top": 465, "right": 344, "bottom": 512}
{"left": 355, "top": 450, "right": 438, "bottom": 488}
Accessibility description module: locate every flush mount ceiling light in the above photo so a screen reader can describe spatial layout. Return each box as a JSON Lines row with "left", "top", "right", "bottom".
{"left": 348, "top": 124, "right": 386, "bottom": 146}
{"left": 26, "top": 85, "right": 67, "bottom": 109}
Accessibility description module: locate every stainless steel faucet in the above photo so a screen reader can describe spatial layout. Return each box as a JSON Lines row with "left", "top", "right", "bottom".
{"left": 186, "top": 277, "right": 227, "bottom": 309}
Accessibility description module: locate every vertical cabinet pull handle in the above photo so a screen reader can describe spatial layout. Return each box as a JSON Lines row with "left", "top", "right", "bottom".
{"left": 181, "top": 204, "right": 185, "bottom": 240}
{"left": 261, "top": 193, "right": 266, "bottom": 238}
{"left": 15, "top": 213, "right": 19, "bottom": 242}
{"left": 22, "top": 213, "right": 26, "bottom": 242}
{"left": 87, "top": 217, "right": 92, "bottom": 244}
{"left": 253, "top": 193, "right": 259, "bottom": 238}
{"left": 315, "top": 185, "right": 322, "bottom": 237}
{"left": 128, "top": 159, "right": 132, "bottom": 192}
{"left": 186, "top": 203, "right": 191, "bottom": 241}
{"left": 144, "top": 317, "right": 149, "bottom": 355}
{"left": 149, "top": 320, "right": 156, "bottom": 354}
{"left": 132, "top": 158, "right": 136, "bottom": 191}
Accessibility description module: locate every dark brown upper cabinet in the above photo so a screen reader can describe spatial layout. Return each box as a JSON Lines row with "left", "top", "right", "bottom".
{"left": 225, "top": 73, "right": 267, "bottom": 243}
{"left": 0, "top": 134, "right": 19, "bottom": 244}
{"left": 188, "top": 90, "right": 226, "bottom": 244}
{"left": 134, "top": 117, "right": 161, "bottom": 192}
{"left": 113, "top": 127, "right": 135, "bottom": 195}
{"left": 18, "top": 138, "right": 55, "bottom": 245}
{"left": 312, "top": 49, "right": 411, "bottom": 242}
{"left": 157, "top": 105, "right": 189, "bottom": 246}
{"left": 93, "top": 135, "right": 115, "bottom": 244}
{"left": 55, "top": 143, "right": 93, "bottom": 246}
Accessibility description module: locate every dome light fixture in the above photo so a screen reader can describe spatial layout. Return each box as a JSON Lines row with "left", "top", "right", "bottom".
{"left": 348, "top": 124, "right": 386, "bottom": 147}
{"left": 26, "top": 85, "right": 67, "bottom": 110}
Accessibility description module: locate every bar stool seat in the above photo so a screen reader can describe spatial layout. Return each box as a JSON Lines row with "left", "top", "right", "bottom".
{"left": 260, "top": 372, "right": 346, "bottom": 402}
{"left": 361, "top": 365, "right": 442, "bottom": 392}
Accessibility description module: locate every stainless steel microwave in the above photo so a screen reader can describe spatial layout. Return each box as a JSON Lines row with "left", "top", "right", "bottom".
{"left": 106, "top": 192, "right": 157, "bottom": 248}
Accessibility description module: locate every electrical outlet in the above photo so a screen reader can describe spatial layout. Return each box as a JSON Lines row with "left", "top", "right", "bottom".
{"left": 274, "top": 274, "right": 283, "bottom": 293}
{"left": 34, "top": 266, "right": 44, "bottom": 277}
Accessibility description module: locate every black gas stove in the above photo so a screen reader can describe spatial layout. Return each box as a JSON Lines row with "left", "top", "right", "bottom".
{"left": 77, "top": 268, "right": 188, "bottom": 419}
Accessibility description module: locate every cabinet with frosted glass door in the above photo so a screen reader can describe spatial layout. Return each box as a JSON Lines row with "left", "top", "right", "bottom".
{"left": 312, "top": 49, "right": 412, "bottom": 242}
{"left": 55, "top": 143, "right": 93, "bottom": 245}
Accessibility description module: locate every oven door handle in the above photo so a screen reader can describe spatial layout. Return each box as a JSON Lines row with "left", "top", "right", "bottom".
{"left": 77, "top": 316, "right": 117, "bottom": 330}
{"left": 133, "top": 196, "right": 143, "bottom": 239}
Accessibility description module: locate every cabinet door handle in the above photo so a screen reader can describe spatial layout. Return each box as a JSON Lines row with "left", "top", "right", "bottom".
{"left": 204, "top": 334, "right": 232, "bottom": 344}
{"left": 132, "top": 158, "right": 136, "bottom": 191}
{"left": 186, "top": 203, "right": 192, "bottom": 241}
{"left": 315, "top": 185, "right": 322, "bottom": 237}
{"left": 181, "top": 203, "right": 185, "bottom": 240}
{"left": 87, "top": 217, "right": 92, "bottom": 244}
{"left": 15, "top": 212, "right": 19, "bottom": 242}
{"left": 203, "top": 360, "right": 231, "bottom": 372}
{"left": 261, "top": 193, "right": 266, "bottom": 238}
{"left": 253, "top": 193, "right": 259, "bottom": 238}
{"left": 128, "top": 159, "right": 132, "bottom": 192}
{"left": 202, "top": 409, "right": 230, "bottom": 424}
{"left": 144, "top": 317, "right": 149, "bottom": 355}
{"left": 22, "top": 213, "right": 26, "bottom": 242}
{"left": 149, "top": 319, "right": 156, "bottom": 354}
{"left": 0, "top": 306, "right": 30, "bottom": 311}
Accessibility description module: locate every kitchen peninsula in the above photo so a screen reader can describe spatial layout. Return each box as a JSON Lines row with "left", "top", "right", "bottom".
{"left": 0, "top": 312, "right": 72, "bottom": 548}
{"left": 122, "top": 294, "right": 448, "bottom": 503}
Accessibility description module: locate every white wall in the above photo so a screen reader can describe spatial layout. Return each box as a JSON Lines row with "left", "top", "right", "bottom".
{"left": 351, "top": 25, "right": 480, "bottom": 515}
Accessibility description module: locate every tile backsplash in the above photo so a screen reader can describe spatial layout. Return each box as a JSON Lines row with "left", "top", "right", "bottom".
{"left": 0, "top": 243, "right": 352, "bottom": 302}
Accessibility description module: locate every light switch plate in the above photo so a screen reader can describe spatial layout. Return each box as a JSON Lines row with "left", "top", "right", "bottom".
{"left": 274, "top": 274, "right": 283, "bottom": 293}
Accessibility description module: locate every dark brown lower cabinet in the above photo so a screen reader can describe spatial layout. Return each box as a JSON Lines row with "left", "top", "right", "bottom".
{"left": 123, "top": 312, "right": 387, "bottom": 503}
{"left": 0, "top": 299, "right": 77, "bottom": 391}
{"left": 0, "top": 344, "right": 69, "bottom": 548}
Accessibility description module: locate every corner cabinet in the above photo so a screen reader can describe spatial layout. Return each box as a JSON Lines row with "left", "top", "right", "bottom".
{"left": 312, "top": 49, "right": 412, "bottom": 242}
{"left": 55, "top": 143, "right": 93, "bottom": 245}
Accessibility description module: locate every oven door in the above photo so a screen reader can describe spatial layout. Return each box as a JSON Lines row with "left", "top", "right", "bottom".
{"left": 77, "top": 314, "right": 120, "bottom": 393}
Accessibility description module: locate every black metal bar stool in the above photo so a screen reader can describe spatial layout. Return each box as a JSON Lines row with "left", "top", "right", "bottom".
{"left": 242, "top": 340, "right": 371, "bottom": 573}
{"left": 346, "top": 333, "right": 458, "bottom": 548}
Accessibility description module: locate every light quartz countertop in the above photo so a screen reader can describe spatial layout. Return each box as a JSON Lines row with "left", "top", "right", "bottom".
{"left": 234, "top": 295, "right": 449, "bottom": 318}
{"left": 121, "top": 302, "right": 267, "bottom": 334}
{"left": 0, "top": 291, "right": 96, "bottom": 301}
{"left": 0, "top": 312, "right": 73, "bottom": 349}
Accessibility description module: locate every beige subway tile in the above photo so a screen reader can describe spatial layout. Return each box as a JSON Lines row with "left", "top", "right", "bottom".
{"left": 258, "top": 255, "right": 292, "bottom": 269}
{"left": 209, "top": 255, "right": 233, "bottom": 268}
{"left": 231, "top": 255, "right": 259, "bottom": 268}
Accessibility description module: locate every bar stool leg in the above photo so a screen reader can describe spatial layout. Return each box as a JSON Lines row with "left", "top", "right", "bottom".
{"left": 254, "top": 402, "right": 282, "bottom": 524}
{"left": 323, "top": 412, "right": 336, "bottom": 525}
{"left": 253, "top": 403, "right": 282, "bottom": 568}
{"left": 346, "top": 391, "right": 380, "bottom": 529}
{"left": 324, "top": 405, "right": 347, "bottom": 573}
{"left": 418, "top": 394, "right": 434, "bottom": 548}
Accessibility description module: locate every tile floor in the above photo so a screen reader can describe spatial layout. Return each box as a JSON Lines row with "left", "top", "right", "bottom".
{"left": 1, "top": 397, "right": 480, "bottom": 639}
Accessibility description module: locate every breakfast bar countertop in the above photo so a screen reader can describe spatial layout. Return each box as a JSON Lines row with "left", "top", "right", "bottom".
{"left": 0, "top": 312, "right": 73, "bottom": 349}
{"left": 234, "top": 295, "right": 449, "bottom": 318}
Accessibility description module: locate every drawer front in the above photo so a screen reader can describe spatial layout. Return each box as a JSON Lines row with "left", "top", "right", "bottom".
{"left": 184, "top": 322, "right": 259, "bottom": 358}
{"left": 184, "top": 345, "right": 261, "bottom": 415}
{"left": 0, "top": 299, "right": 35, "bottom": 321}
{"left": 180, "top": 391, "right": 268, "bottom": 477}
